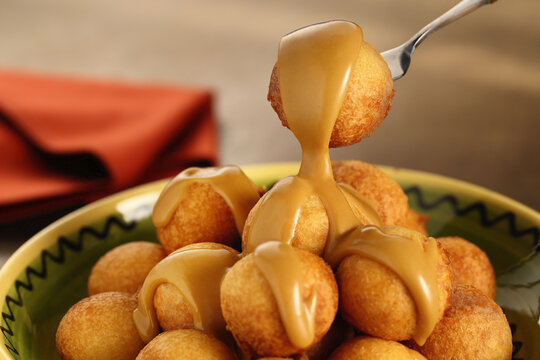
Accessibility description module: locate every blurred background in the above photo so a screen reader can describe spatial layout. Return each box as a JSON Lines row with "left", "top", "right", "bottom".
{"left": 0, "top": 0, "right": 539, "bottom": 263}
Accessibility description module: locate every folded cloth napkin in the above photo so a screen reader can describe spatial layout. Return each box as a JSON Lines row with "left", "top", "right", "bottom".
{"left": 0, "top": 69, "right": 217, "bottom": 223}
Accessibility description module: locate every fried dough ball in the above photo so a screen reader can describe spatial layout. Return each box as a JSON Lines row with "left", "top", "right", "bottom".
{"left": 152, "top": 243, "right": 239, "bottom": 331}
{"left": 400, "top": 209, "right": 429, "bottom": 235}
{"left": 332, "top": 161, "right": 408, "bottom": 226}
{"left": 257, "top": 356, "right": 308, "bottom": 360}
{"left": 56, "top": 292, "right": 144, "bottom": 360}
{"left": 410, "top": 285, "right": 512, "bottom": 360}
{"left": 221, "top": 246, "right": 338, "bottom": 357}
{"left": 157, "top": 182, "right": 240, "bottom": 253}
{"left": 154, "top": 283, "right": 194, "bottom": 331}
{"left": 337, "top": 226, "right": 452, "bottom": 341}
{"left": 329, "top": 336, "right": 427, "bottom": 360}
{"left": 268, "top": 41, "right": 394, "bottom": 147}
{"left": 88, "top": 242, "right": 166, "bottom": 296}
{"left": 242, "top": 190, "right": 376, "bottom": 256}
{"left": 438, "top": 236, "right": 496, "bottom": 299}
{"left": 136, "top": 329, "right": 236, "bottom": 360}
{"left": 305, "top": 315, "right": 355, "bottom": 360}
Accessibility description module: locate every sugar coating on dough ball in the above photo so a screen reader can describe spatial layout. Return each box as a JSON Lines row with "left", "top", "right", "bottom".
{"left": 438, "top": 236, "right": 496, "bottom": 299}
{"left": 329, "top": 336, "right": 427, "bottom": 360}
{"left": 88, "top": 241, "right": 166, "bottom": 296}
{"left": 268, "top": 41, "right": 394, "bottom": 148}
{"left": 157, "top": 182, "right": 240, "bottom": 253}
{"left": 136, "top": 329, "right": 236, "bottom": 360}
{"left": 337, "top": 226, "right": 452, "bottom": 341}
{"left": 221, "top": 247, "right": 338, "bottom": 357}
{"left": 410, "top": 285, "right": 512, "bottom": 360}
{"left": 56, "top": 292, "right": 145, "bottom": 360}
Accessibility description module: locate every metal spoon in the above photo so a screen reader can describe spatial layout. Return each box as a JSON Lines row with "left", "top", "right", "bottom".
{"left": 382, "top": 0, "right": 498, "bottom": 80}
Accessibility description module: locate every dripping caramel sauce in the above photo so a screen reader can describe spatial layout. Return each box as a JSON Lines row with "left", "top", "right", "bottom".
{"left": 134, "top": 20, "right": 440, "bottom": 353}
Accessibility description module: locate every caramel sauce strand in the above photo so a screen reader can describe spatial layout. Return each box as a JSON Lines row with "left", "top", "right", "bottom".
{"left": 253, "top": 241, "right": 317, "bottom": 349}
{"left": 326, "top": 225, "right": 440, "bottom": 344}
{"left": 133, "top": 247, "right": 240, "bottom": 344}
{"left": 152, "top": 166, "right": 260, "bottom": 233}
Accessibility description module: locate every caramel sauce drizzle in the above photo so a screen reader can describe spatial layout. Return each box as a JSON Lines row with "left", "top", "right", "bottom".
{"left": 133, "top": 246, "right": 240, "bottom": 343}
{"left": 247, "top": 20, "right": 439, "bottom": 346}
{"left": 253, "top": 241, "right": 317, "bottom": 349}
{"left": 134, "top": 20, "right": 440, "bottom": 351}
{"left": 152, "top": 165, "right": 261, "bottom": 233}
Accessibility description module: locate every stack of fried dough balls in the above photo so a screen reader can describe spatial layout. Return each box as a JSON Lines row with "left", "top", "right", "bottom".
{"left": 57, "top": 241, "right": 167, "bottom": 360}
{"left": 57, "top": 31, "right": 512, "bottom": 359}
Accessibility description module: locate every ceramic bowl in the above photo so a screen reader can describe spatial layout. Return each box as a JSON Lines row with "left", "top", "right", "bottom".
{"left": 0, "top": 163, "right": 538, "bottom": 359}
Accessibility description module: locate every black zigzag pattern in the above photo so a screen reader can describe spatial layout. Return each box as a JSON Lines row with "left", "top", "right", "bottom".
{"left": 404, "top": 186, "right": 540, "bottom": 251}
{"left": 405, "top": 186, "right": 536, "bottom": 360}
{"left": 1, "top": 216, "right": 136, "bottom": 356}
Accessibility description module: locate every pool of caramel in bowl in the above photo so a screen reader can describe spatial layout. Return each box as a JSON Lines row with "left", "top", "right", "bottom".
{"left": 134, "top": 20, "right": 440, "bottom": 351}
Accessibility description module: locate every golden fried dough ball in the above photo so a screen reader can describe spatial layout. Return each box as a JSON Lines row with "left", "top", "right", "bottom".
{"left": 305, "top": 315, "right": 355, "bottom": 360}
{"left": 242, "top": 191, "right": 376, "bottom": 256}
{"left": 411, "top": 285, "right": 512, "bottom": 360}
{"left": 332, "top": 161, "right": 409, "bottom": 226}
{"left": 88, "top": 242, "right": 166, "bottom": 296}
{"left": 257, "top": 356, "right": 308, "bottom": 360}
{"left": 56, "top": 292, "right": 144, "bottom": 360}
{"left": 337, "top": 226, "right": 452, "bottom": 341}
{"left": 136, "top": 329, "right": 236, "bottom": 360}
{"left": 157, "top": 182, "right": 240, "bottom": 253}
{"left": 329, "top": 336, "right": 427, "bottom": 360}
{"left": 153, "top": 242, "right": 239, "bottom": 331}
{"left": 154, "top": 283, "right": 194, "bottom": 331}
{"left": 221, "top": 246, "right": 338, "bottom": 357}
{"left": 243, "top": 194, "right": 327, "bottom": 255}
{"left": 268, "top": 41, "right": 393, "bottom": 147}
{"left": 398, "top": 209, "right": 429, "bottom": 235}
{"left": 438, "top": 236, "right": 496, "bottom": 299}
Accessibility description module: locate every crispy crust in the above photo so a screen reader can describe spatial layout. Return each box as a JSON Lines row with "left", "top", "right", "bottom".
{"left": 329, "top": 336, "right": 427, "bottom": 360}
{"left": 88, "top": 242, "right": 166, "bottom": 296}
{"left": 152, "top": 242, "right": 239, "bottom": 332}
{"left": 220, "top": 248, "right": 338, "bottom": 357}
{"left": 408, "top": 285, "right": 512, "bottom": 360}
{"left": 337, "top": 227, "right": 452, "bottom": 341}
{"left": 157, "top": 182, "right": 240, "bottom": 254}
{"left": 56, "top": 292, "right": 145, "bottom": 360}
{"left": 136, "top": 329, "right": 236, "bottom": 360}
{"left": 438, "top": 236, "right": 497, "bottom": 299}
{"left": 268, "top": 41, "right": 394, "bottom": 148}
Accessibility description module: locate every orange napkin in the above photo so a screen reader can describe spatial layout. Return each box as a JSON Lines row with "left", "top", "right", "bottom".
{"left": 0, "top": 69, "right": 217, "bottom": 223}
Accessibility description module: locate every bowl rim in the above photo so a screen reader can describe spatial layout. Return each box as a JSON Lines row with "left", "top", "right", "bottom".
{"left": 0, "top": 162, "right": 539, "bottom": 359}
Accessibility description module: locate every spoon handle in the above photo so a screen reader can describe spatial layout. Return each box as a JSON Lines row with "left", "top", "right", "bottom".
{"left": 409, "top": 0, "right": 496, "bottom": 52}
{"left": 382, "top": 0, "right": 498, "bottom": 80}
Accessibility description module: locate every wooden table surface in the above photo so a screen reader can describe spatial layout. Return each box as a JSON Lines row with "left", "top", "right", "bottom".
{"left": 0, "top": 0, "right": 539, "bottom": 266}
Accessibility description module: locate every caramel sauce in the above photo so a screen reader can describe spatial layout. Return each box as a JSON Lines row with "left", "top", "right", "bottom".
{"left": 253, "top": 241, "right": 317, "bottom": 349}
{"left": 246, "top": 20, "right": 440, "bottom": 346}
{"left": 326, "top": 225, "right": 440, "bottom": 344}
{"left": 134, "top": 20, "right": 440, "bottom": 351}
{"left": 133, "top": 246, "right": 240, "bottom": 343}
{"left": 152, "top": 165, "right": 260, "bottom": 233}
